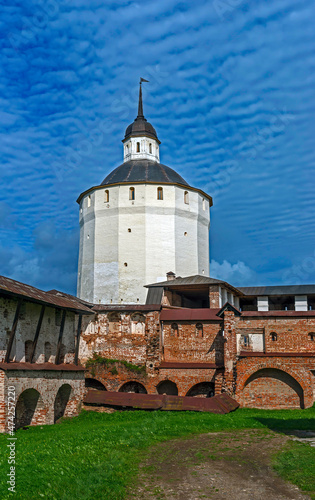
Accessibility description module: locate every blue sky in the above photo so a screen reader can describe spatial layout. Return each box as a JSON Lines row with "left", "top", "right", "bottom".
{"left": 0, "top": 0, "right": 314, "bottom": 294}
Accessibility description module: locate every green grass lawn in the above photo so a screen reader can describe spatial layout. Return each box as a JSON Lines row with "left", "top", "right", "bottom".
{"left": 0, "top": 407, "right": 315, "bottom": 499}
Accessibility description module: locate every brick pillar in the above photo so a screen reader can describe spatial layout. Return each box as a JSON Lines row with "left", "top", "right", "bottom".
{"left": 145, "top": 311, "right": 161, "bottom": 378}
{"left": 209, "top": 285, "right": 220, "bottom": 308}
{"left": 214, "top": 371, "right": 223, "bottom": 395}
{"left": 223, "top": 311, "right": 237, "bottom": 396}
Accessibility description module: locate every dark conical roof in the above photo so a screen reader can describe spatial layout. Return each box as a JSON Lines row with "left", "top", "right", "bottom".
{"left": 123, "top": 81, "right": 160, "bottom": 143}
{"left": 124, "top": 119, "right": 159, "bottom": 142}
{"left": 101, "top": 160, "right": 190, "bottom": 186}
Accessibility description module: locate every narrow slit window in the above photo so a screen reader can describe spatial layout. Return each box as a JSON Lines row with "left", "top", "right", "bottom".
{"left": 129, "top": 187, "right": 135, "bottom": 200}
{"left": 25, "top": 340, "right": 33, "bottom": 362}
{"left": 136, "top": 142, "right": 140, "bottom": 152}
{"left": 104, "top": 190, "right": 109, "bottom": 203}
{"left": 171, "top": 323, "right": 179, "bottom": 337}
{"left": 157, "top": 187, "right": 163, "bottom": 200}
{"left": 202, "top": 198, "right": 206, "bottom": 210}
{"left": 87, "top": 195, "right": 91, "bottom": 207}
{"left": 149, "top": 143, "right": 152, "bottom": 154}
{"left": 243, "top": 335, "right": 250, "bottom": 347}
{"left": 196, "top": 323, "right": 203, "bottom": 338}
{"left": 184, "top": 191, "right": 189, "bottom": 204}
{"left": 270, "top": 332, "right": 277, "bottom": 342}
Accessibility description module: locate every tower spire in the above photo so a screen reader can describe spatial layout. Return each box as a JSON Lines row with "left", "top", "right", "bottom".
{"left": 137, "top": 81, "right": 144, "bottom": 118}
{"left": 137, "top": 78, "right": 149, "bottom": 120}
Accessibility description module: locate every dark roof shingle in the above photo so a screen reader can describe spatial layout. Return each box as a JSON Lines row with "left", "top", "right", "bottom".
{"left": 101, "top": 159, "right": 189, "bottom": 186}
{"left": 0, "top": 275, "right": 94, "bottom": 314}
{"left": 239, "top": 285, "right": 315, "bottom": 296}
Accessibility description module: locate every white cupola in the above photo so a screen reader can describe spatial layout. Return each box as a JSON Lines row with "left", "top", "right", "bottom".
{"left": 122, "top": 81, "right": 160, "bottom": 162}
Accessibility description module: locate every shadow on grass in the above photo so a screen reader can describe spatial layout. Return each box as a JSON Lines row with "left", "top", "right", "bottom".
{"left": 255, "top": 417, "right": 315, "bottom": 432}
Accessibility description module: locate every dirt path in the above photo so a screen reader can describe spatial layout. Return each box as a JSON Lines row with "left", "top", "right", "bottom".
{"left": 129, "top": 429, "right": 310, "bottom": 500}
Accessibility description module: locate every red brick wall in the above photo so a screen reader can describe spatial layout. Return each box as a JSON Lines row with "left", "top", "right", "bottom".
{"left": 163, "top": 321, "right": 223, "bottom": 364}
{"left": 242, "top": 369, "right": 302, "bottom": 408}
{"left": 236, "top": 316, "right": 315, "bottom": 353}
{"left": 81, "top": 308, "right": 315, "bottom": 410}
{"left": 80, "top": 312, "right": 153, "bottom": 365}
{"left": 85, "top": 363, "right": 219, "bottom": 397}
{"left": 235, "top": 357, "right": 314, "bottom": 408}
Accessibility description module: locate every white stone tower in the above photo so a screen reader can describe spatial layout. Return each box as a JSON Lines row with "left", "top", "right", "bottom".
{"left": 77, "top": 81, "right": 212, "bottom": 304}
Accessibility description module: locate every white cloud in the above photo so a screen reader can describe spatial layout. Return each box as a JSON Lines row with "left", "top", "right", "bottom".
{"left": 210, "top": 259, "right": 256, "bottom": 286}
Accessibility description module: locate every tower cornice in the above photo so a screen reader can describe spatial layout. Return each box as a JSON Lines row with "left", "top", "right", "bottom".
{"left": 76, "top": 181, "right": 213, "bottom": 206}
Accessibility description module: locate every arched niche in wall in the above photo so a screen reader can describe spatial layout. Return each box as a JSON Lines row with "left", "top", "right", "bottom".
{"left": 186, "top": 382, "right": 214, "bottom": 398}
{"left": 157, "top": 380, "right": 178, "bottom": 395}
{"left": 119, "top": 381, "right": 147, "bottom": 394}
{"left": 131, "top": 313, "right": 145, "bottom": 334}
{"left": 107, "top": 312, "right": 121, "bottom": 335}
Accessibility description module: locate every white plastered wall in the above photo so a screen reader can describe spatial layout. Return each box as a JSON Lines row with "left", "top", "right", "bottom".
{"left": 77, "top": 183, "right": 210, "bottom": 304}
{"left": 123, "top": 137, "right": 160, "bottom": 162}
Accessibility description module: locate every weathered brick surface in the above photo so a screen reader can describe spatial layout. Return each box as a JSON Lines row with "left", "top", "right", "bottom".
{"left": 235, "top": 356, "right": 315, "bottom": 408}
{"left": 2, "top": 289, "right": 315, "bottom": 430}
{"left": 237, "top": 316, "right": 315, "bottom": 353}
{"left": 223, "top": 311, "right": 237, "bottom": 395}
{"left": 0, "top": 370, "right": 85, "bottom": 432}
{"left": 85, "top": 363, "right": 218, "bottom": 397}
{"left": 163, "top": 322, "right": 223, "bottom": 364}
{"left": 79, "top": 312, "right": 149, "bottom": 365}
{"left": 0, "top": 295, "right": 85, "bottom": 432}
{"left": 209, "top": 286, "right": 221, "bottom": 308}
{"left": 80, "top": 309, "right": 315, "bottom": 409}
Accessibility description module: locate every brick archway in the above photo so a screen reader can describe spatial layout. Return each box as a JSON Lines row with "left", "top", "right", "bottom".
{"left": 85, "top": 378, "right": 107, "bottom": 391}
{"left": 119, "top": 381, "right": 147, "bottom": 394}
{"left": 186, "top": 382, "right": 215, "bottom": 398}
{"left": 15, "top": 389, "right": 46, "bottom": 429}
{"left": 236, "top": 361, "right": 312, "bottom": 408}
{"left": 54, "top": 384, "right": 72, "bottom": 423}
{"left": 157, "top": 380, "right": 178, "bottom": 395}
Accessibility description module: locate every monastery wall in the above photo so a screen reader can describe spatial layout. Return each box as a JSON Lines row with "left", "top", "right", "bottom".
{"left": 0, "top": 296, "right": 78, "bottom": 364}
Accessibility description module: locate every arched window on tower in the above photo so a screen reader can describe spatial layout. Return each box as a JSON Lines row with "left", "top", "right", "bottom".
{"left": 104, "top": 190, "right": 109, "bottom": 203}
{"left": 149, "top": 143, "right": 152, "bottom": 154}
{"left": 87, "top": 195, "right": 91, "bottom": 208}
{"left": 157, "top": 187, "right": 163, "bottom": 200}
{"left": 136, "top": 142, "right": 140, "bottom": 152}
{"left": 184, "top": 191, "right": 189, "bottom": 204}
{"left": 129, "top": 187, "right": 135, "bottom": 200}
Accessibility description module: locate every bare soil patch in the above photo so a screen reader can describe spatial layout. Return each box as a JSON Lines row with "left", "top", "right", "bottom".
{"left": 129, "top": 429, "right": 310, "bottom": 500}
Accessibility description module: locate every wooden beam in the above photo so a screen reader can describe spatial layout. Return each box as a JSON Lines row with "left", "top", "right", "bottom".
{"left": 30, "top": 305, "right": 45, "bottom": 363}
{"left": 5, "top": 300, "right": 23, "bottom": 363}
{"left": 55, "top": 310, "right": 66, "bottom": 364}
{"left": 74, "top": 314, "right": 83, "bottom": 365}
